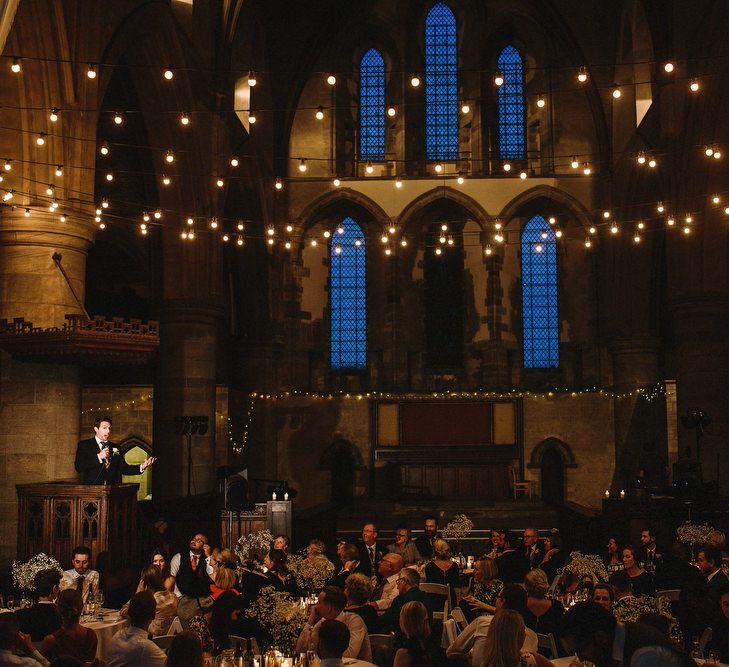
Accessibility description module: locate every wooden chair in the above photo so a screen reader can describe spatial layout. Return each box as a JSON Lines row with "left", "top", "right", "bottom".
{"left": 369, "top": 633, "right": 395, "bottom": 667}
{"left": 151, "top": 634, "right": 175, "bottom": 652}
{"left": 656, "top": 588, "right": 681, "bottom": 602}
{"left": 510, "top": 466, "right": 537, "bottom": 499}
{"left": 450, "top": 606, "right": 468, "bottom": 633}
{"left": 419, "top": 582, "right": 451, "bottom": 622}
{"left": 537, "top": 632, "right": 559, "bottom": 659}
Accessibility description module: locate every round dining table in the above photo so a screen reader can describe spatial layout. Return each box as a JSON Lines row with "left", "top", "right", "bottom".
{"left": 81, "top": 610, "right": 129, "bottom": 662}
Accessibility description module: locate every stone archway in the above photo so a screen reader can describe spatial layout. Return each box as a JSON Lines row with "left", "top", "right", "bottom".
{"left": 120, "top": 437, "right": 153, "bottom": 500}
{"left": 527, "top": 437, "right": 577, "bottom": 504}
{"left": 318, "top": 439, "right": 365, "bottom": 506}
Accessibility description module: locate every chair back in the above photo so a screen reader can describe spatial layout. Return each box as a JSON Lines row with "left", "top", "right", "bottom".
{"left": 442, "top": 618, "right": 458, "bottom": 646}
{"left": 419, "top": 582, "right": 450, "bottom": 621}
{"left": 548, "top": 573, "right": 561, "bottom": 593}
{"left": 450, "top": 606, "right": 468, "bottom": 632}
{"left": 656, "top": 588, "right": 681, "bottom": 602}
{"left": 369, "top": 633, "right": 395, "bottom": 667}
{"left": 699, "top": 627, "right": 713, "bottom": 654}
{"left": 168, "top": 616, "right": 183, "bottom": 635}
{"left": 151, "top": 634, "right": 175, "bottom": 652}
{"left": 229, "top": 636, "right": 261, "bottom": 655}
{"left": 537, "top": 632, "right": 558, "bottom": 659}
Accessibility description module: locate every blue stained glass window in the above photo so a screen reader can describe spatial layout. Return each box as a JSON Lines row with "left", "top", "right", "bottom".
{"left": 521, "top": 215, "right": 559, "bottom": 368}
{"left": 359, "top": 49, "right": 385, "bottom": 161}
{"left": 330, "top": 217, "right": 366, "bottom": 369}
{"left": 425, "top": 3, "right": 458, "bottom": 160}
{"left": 498, "top": 45, "right": 526, "bottom": 159}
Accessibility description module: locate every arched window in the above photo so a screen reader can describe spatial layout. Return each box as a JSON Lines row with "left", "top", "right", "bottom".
{"left": 497, "top": 45, "right": 526, "bottom": 159}
{"left": 425, "top": 3, "right": 458, "bottom": 161}
{"left": 359, "top": 49, "right": 385, "bottom": 161}
{"left": 521, "top": 215, "right": 559, "bottom": 368}
{"left": 330, "top": 217, "right": 366, "bottom": 369}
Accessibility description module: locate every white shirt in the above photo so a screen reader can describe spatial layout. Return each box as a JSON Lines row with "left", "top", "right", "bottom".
{"left": 95, "top": 438, "right": 144, "bottom": 472}
{"left": 107, "top": 625, "right": 166, "bottom": 667}
{"left": 373, "top": 572, "right": 400, "bottom": 610}
{"left": 295, "top": 611, "right": 372, "bottom": 662}
{"left": 59, "top": 568, "right": 100, "bottom": 601}
{"left": 169, "top": 551, "right": 213, "bottom": 597}
{"left": 446, "top": 613, "right": 537, "bottom": 666}
{"left": 0, "top": 648, "right": 49, "bottom": 667}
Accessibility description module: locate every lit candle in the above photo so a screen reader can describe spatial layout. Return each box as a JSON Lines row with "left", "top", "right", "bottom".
{"left": 605, "top": 490, "right": 610, "bottom": 498}
{"left": 284, "top": 492, "right": 289, "bottom": 500}
{"left": 620, "top": 489, "right": 625, "bottom": 499}
{"left": 272, "top": 491, "right": 277, "bottom": 500}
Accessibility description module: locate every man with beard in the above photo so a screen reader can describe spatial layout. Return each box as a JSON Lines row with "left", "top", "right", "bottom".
{"left": 414, "top": 516, "right": 438, "bottom": 560}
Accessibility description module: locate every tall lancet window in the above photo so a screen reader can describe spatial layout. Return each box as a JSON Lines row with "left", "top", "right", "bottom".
{"left": 330, "top": 217, "right": 367, "bottom": 369}
{"left": 359, "top": 48, "right": 386, "bottom": 160}
{"left": 498, "top": 45, "right": 526, "bottom": 159}
{"left": 425, "top": 3, "right": 458, "bottom": 160}
{"left": 521, "top": 215, "right": 559, "bottom": 368}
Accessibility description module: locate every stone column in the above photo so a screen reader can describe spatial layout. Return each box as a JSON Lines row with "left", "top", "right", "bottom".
{"left": 152, "top": 300, "right": 222, "bottom": 500}
{"left": 0, "top": 210, "right": 94, "bottom": 564}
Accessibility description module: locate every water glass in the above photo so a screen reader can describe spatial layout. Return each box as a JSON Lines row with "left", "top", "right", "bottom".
{"left": 6, "top": 596, "right": 15, "bottom": 610}
{"left": 706, "top": 650, "right": 721, "bottom": 666}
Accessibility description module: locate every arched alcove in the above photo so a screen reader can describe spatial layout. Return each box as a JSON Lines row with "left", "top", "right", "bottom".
{"left": 120, "top": 437, "right": 153, "bottom": 501}
{"left": 527, "top": 437, "right": 577, "bottom": 504}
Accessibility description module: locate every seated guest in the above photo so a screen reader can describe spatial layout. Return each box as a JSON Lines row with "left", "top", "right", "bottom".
{"left": 170, "top": 533, "right": 214, "bottom": 627}
{"left": 688, "top": 544, "right": 729, "bottom": 638}
{"left": 59, "top": 546, "right": 99, "bottom": 602}
{"left": 414, "top": 516, "right": 439, "bottom": 561}
{"left": 209, "top": 591, "right": 246, "bottom": 655}
{"left": 369, "top": 553, "right": 404, "bottom": 611}
{"left": 165, "top": 630, "right": 204, "bottom": 667}
{"left": 265, "top": 548, "right": 298, "bottom": 594}
{"left": 497, "top": 532, "right": 529, "bottom": 584}
{"left": 424, "top": 538, "right": 459, "bottom": 609}
{"left": 357, "top": 524, "right": 382, "bottom": 579}
{"left": 379, "top": 568, "right": 432, "bottom": 635}
{"left": 461, "top": 556, "right": 503, "bottom": 621}
{"left": 610, "top": 570, "right": 636, "bottom": 607}
{"left": 0, "top": 611, "right": 50, "bottom": 667}
{"left": 393, "top": 602, "right": 433, "bottom": 667}
{"left": 209, "top": 548, "right": 234, "bottom": 575}
{"left": 308, "top": 538, "right": 327, "bottom": 559}
{"left": 331, "top": 543, "right": 363, "bottom": 590}
{"left": 486, "top": 529, "right": 504, "bottom": 557}
{"left": 603, "top": 536, "right": 623, "bottom": 572}
{"left": 344, "top": 574, "right": 378, "bottom": 632}
{"left": 209, "top": 567, "right": 239, "bottom": 600}
{"left": 705, "top": 584, "right": 729, "bottom": 663}
{"left": 387, "top": 526, "right": 422, "bottom": 566}
{"left": 294, "top": 586, "right": 372, "bottom": 662}
{"left": 592, "top": 583, "right": 615, "bottom": 612}
{"left": 447, "top": 583, "right": 539, "bottom": 664}
{"left": 560, "top": 601, "right": 693, "bottom": 667}
{"left": 41, "top": 590, "right": 97, "bottom": 664}
{"left": 636, "top": 612, "right": 673, "bottom": 638}
{"left": 522, "top": 527, "right": 545, "bottom": 571}
{"left": 523, "top": 569, "right": 565, "bottom": 639}
{"left": 17, "top": 569, "right": 61, "bottom": 642}
{"left": 539, "top": 533, "right": 565, "bottom": 582}
{"left": 107, "top": 590, "right": 166, "bottom": 666}
{"left": 479, "top": 609, "right": 553, "bottom": 667}
{"left": 622, "top": 545, "right": 655, "bottom": 597}
{"left": 317, "top": 619, "right": 377, "bottom": 667}
{"left": 120, "top": 565, "right": 178, "bottom": 636}
{"left": 149, "top": 549, "right": 175, "bottom": 592}
{"left": 273, "top": 534, "right": 290, "bottom": 552}
{"left": 638, "top": 527, "right": 662, "bottom": 574}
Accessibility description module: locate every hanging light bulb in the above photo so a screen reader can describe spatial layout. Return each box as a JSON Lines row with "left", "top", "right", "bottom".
{"left": 610, "top": 222, "right": 619, "bottom": 234}
{"left": 105, "top": 172, "right": 113, "bottom": 182}
{"left": 222, "top": 234, "right": 229, "bottom": 242}
{"left": 334, "top": 244, "right": 342, "bottom": 254}
{"left": 577, "top": 67, "right": 588, "bottom": 83}
{"left": 585, "top": 237, "right": 592, "bottom": 248}
{"left": 101, "top": 198, "right": 109, "bottom": 209}
{"left": 435, "top": 247, "right": 442, "bottom": 255}
{"left": 663, "top": 61, "right": 675, "bottom": 73}
{"left": 388, "top": 225, "right": 396, "bottom": 235}
{"left": 60, "top": 213, "right": 67, "bottom": 223}
{"left": 216, "top": 177, "right": 224, "bottom": 187}
{"left": 712, "top": 195, "right": 721, "bottom": 205}
{"left": 589, "top": 226, "right": 597, "bottom": 234}
{"left": 46, "top": 184, "right": 54, "bottom": 196}
{"left": 536, "top": 94, "right": 546, "bottom": 108}
{"left": 683, "top": 225, "right": 691, "bottom": 235}
{"left": 188, "top": 231, "right": 195, "bottom": 240}
{"left": 337, "top": 224, "right": 345, "bottom": 235}
{"left": 143, "top": 212, "right": 151, "bottom": 222}
{"left": 98, "top": 222, "right": 106, "bottom": 229}
{"left": 434, "top": 163, "right": 443, "bottom": 173}
{"left": 162, "top": 174, "right": 171, "bottom": 186}
{"left": 457, "top": 174, "right": 465, "bottom": 185}
{"left": 381, "top": 234, "right": 388, "bottom": 244}
{"left": 385, "top": 247, "right": 393, "bottom": 256}
{"left": 611, "top": 85, "right": 621, "bottom": 99}
{"left": 541, "top": 230, "right": 548, "bottom": 240}
{"left": 36, "top": 133, "right": 46, "bottom": 146}
{"left": 180, "top": 112, "right": 190, "bottom": 126}
{"left": 461, "top": 102, "right": 470, "bottom": 114}
{"left": 395, "top": 177, "right": 403, "bottom": 188}
{"left": 113, "top": 112, "right": 123, "bottom": 125}
{"left": 657, "top": 202, "right": 665, "bottom": 213}
{"left": 154, "top": 209, "right": 162, "bottom": 219}
{"left": 163, "top": 66, "right": 174, "bottom": 80}
{"left": 387, "top": 106, "right": 397, "bottom": 117}
{"left": 503, "top": 162, "right": 512, "bottom": 172}
{"left": 141, "top": 227, "right": 148, "bottom": 236}
{"left": 298, "top": 159, "right": 307, "bottom": 172}
{"left": 230, "top": 156, "right": 239, "bottom": 167}
{"left": 248, "top": 71, "right": 257, "bottom": 87}
{"left": 11, "top": 57, "right": 21, "bottom": 73}
{"left": 519, "top": 171, "right": 528, "bottom": 180}
{"left": 237, "top": 221, "right": 245, "bottom": 231}
{"left": 165, "top": 150, "right": 174, "bottom": 163}
{"left": 705, "top": 146, "right": 714, "bottom": 157}
{"left": 494, "top": 221, "right": 502, "bottom": 230}
{"left": 248, "top": 111, "right": 257, "bottom": 124}
{"left": 571, "top": 157, "right": 579, "bottom": 169}
{"left": 326, "top": 74, "right": 336, "bottom": 86}
{"left": 400, "top": 238, "right": 408, "bottom": 247}
{"left": 689, "top": 78, "right": 700, "bottom": 93}
{"left": 494, "top": 70, "right": 504, "bottom": 86}
{"left": 365, "top": 161, "right": 374, "bottom": 174}
{"left": 333, "top": 177, "right": 341, "bottom": 187}
{"left": 714, "top": 148, "right": 722, "bottom": 159}
{"left": 210, "top": 218, "right": 219, "bottom": 229}
{"left": 284, "top": 241, "right": 292, "bottom": 250}
{"left": 637, "top": 221, "right": 645, "bottom": 230}
{"left": 275, "top": 177, "right": 283, "bottom": 190}
{"left": 637, "top": 151, "right": 646, "bottom": 165}
{"left": 534, "top": 243, "right": 543, "bottom": 253}
{"left": 633, "top": 233, "right": 641, "bottom": 243}
{"left": 323, "top": 230, "right": 331, "bottom": 239}
{"left": 285, "top": 224, "right": 294, "bottom": 233}
{"left": 494, "top": 233, "right": 504, "bottom": 243}
{"left": 410, "top": 75, "right": 420, "bottom": 87}
{"left": 99, "top": 142, "right": 109, "bottom": 156}
{"left": 310, "top": 239, "right": 318, "bottom": 247}
{"left": 95, "top": 207, "right": 102, "bottom": 216}
{"left": 484, "top": 244, "right": 493, "bottom": 256}
{"left": 49, "top": 108, "right": 59, "bottom": 122}
{"left": 4, "top": 159, "right": 12, "bottom": 171}
{"left": 447, "top": 236, "right": 454, "bottom": 246}
{"left": 685, "top": 214, "right": 693, "bottom": 224}
{"left": 583, "top": 164, "right": 592, "bottom": 175}
{"left": 602, "top": 211, "right": 611, "bottom": 219}
{"left": 55, "top": 165, "right": 63, "bottom": 177}
{"left": 266, "top": 226, "right": 275, "bottom": 236}
{"left": 548, "top": 216, "right": 557, "bottom": 225}
{"left": 648, "top": 158, "right": 657, "bottom": 168}
{"left": 86, "top": 63, "right": 96, "bottom": 79}
{"left": 186, "top": 217, "right": 194, "bottom": 225}
{"left": 315, "top": 106, "right": 324, "bottom": 121}
{"left": 2, "top": 190, "right": 13, "bottom": 201}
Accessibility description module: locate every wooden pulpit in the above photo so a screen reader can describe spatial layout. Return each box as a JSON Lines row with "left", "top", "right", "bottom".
{"left": 16, "top": 482, "right": 139, "bottom": 571}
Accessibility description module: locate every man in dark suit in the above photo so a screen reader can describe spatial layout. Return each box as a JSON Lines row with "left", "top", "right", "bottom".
{"left": 637, "top": 527, "right": 662, "bottom": 574}
{"left": 357, "top": 522, "right": 383, "bottom": 579}
{"left": 694, "top": 545, "right": 729, "bottom": 633}
{"left": 379, "top": 567, "right": 432, "bottom": 634}
{"left": 414, "top": 516, "right": 438, "bottom": 560}
{"left": 75, "top": 415, "right": 155, "bottom": 484}
{"left": 497, "top": 532, "right": 529, "bottom": 583}
{"left": 16, "top": 569, "right": 61, "bottom": 641}
{"left": 331, "top": 542, "right": 366, "bottom": 589}
{"left": 522, "top": 527, "right": 544, "bottom": 570}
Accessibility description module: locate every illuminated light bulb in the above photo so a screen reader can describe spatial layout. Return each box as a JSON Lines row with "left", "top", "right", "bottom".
{"left": 11, "top": 58, "right": 21, "bottom": 73}
{"left": 222, "top": 234, "right": 229, "bottom": 242}
{"left": 387, "top": 106, "right": 396, "bottom": 117}
{"left": 323, "top": 230, "right": 331, "bottom": 239}
{"left": 648, "top": 158, "right": 657, "bottom": 168}
{"left": 536, "top": 94, "right": 546, "bottom": 108}
{"left": 410, "top": 75, "right": 420, "bottom": 87}
{"left": 612, "top": 85, "right": 621, "bottom": 99}
{"left": 86, "top": 63, "right": 96, "bottom": 79}
{"left": 327, "top": 74, "right": 336, "bottom": 86}
{"left": 46, "top": 185, "right": 54, "bottom": 196}
{"left": 494, "top": 70, "right": 504, "bottom": 86}
{"left": 333, "top": 177, "right": 341, "bottom": 187}
{"left": 298, "top": 159, "right": 307, "bottom": 172}
{"left": 484, "top": 244, "right": 493, "bottom": 256}
{"left": 638, "top": 221, "right": 645, "bottom": 230}
{"left": 435, "top": 163, "right": 443, "bottom": 173}
{"left": 664, "top": 62, "right": 675, "bottom": 73}
{"left": 461, "top": 102, "right": 470, "bottom": 114}
{"left": 23, "top": 208, "right": 30, "bottom": 217}
{"left": 274, "top": 177, "right": 283, "bottom": 190}
{"left": 248, "top": 71, "right": 257, "bottom": 87}
{"left": 337, "top": 224, "right": 345, "bottom": 235}
{"left": 685, "top": 215, "right": 693, "bottom": 223}
{"left": 140, "top": 223, "right": 147, "bottom": 231}
{"left": 519, "top": 171, "right": 527, "bottom": 180}
{"left": 712, "top": 195, "right": 721, "bottom": 205}
{"left": 285, "top": 224, "right": 293, "bottom": 233}
{"left": 457, "top": 174, "right": 465, "bottom": 185}
{"left": 395, "top": 177, "right": 403, "bottom": 188}
{"left": 230, "top": 156, "right": 239, "bottom": 167}
{"left": 165, "top": 150, "right": 174, "bottom": 163}
{"left": 154, "top": 209, "right": 162, "bottom": 219}
{"left": 435, "top": 247, "right": 442, "bottom": 255}
{"left": 60, "top": 214, "right": 66, "bottom": 223}
{"left": 577, "top": 66, "right": 588, "bottom": 83}
{"left": 187, "top": 217, "right": 194, "bottom": 225}
{"left": 164, "top": 66, "right": 174, "bottom": 80}
{"left": 637, "top": 152, "right": 646, "bottom": 165}
{"left": 535, "top": 243, "right": 543, "bottom": 253}
{"left": 548, "top": 216, "right": 557, "bottom": 225}
{"left": 725, "top": 207, "right": 729, "bottom": 215}
{"left": 98, "top": 222, "right": 106, "bottom": 230}
{"left": 267, "top": 226, "right": 275, "bottom": 236}
{"left": 181, "top": 231, "right": 189, "bottom": 240}
{"left": 381, "top": 234, "right": 388, "bottom": 244}
{"left": 601, "top": 211, "right": 611, "bottom": 220}
{"left": 667, "top": 217, "right": 675, "bottom": 226}
{"left": 610, "top": 223, "right": 618, "bottom": 234}
{"left": 385, "top": 247, "right": 392, "bottom": 256}
{"left": 690, "top": 78, "right": 700, "bottom": 92}
{"left": 633, "top": 234, "right": 641, "bottom": 243}
{"left": 541, "top": 230, "right": 548, "bottom": 239}
{"left": 36, "top": 133, "right": 46, "bottom": 146}
{"left": 447, "top": 237, "right": 454, "bottom": 246}
{"left": 389, "top": 225, "right": 396, "bottom": 234}
{"left": 143, "top": 212, "right": 151, "bottom": 222}
{"left": 113, "top": 112, "right": 123, "bottom": 125}
{"left": 188, "top": 231, "right": 195, "bottom": 240}
{"left": 495, "top": 221, "right": 503, "bottom": 230}
{"left": 683, "top": 226, "right": 691, "bottom": 235}
{"left": 49, "top": 108, "right": 59, "bottom": 122}
{"left": 315, "top": 106, "right": 324, "bottom": 120}
{"left": 705, "top": 146, "right": 714, "bottom": 157}
{"left": 100, "top": 142, "right": 109, "bottom": 156}
{"left": 585, "top": 237, "right": 592, "bottom": 248}
{"left": 555, "top": 229, "right": 563, "bottom": 238}
{"left": 209, "top": 218, "right": 218, "bottom": 229}
{"left": 310, "top": 239, "right": 318, "bottom": 247}
{"left": 583, "top": 164, "right": 592, "bottom": 175}
{"left": 334, "top": 244, "right": 342, "bottom": 254}
{"left": 571, "top": 157, "right": 579, "bottom": 169}
{"left": 503, "top": 162, "right": 511, "bottom": 172}
{"left": 657, "top": 202, "right": 665, "bottom": 213}
{"left": 495, "top": 233, "right": 504, "bottom": 243}
{"left": 354, "top": 238, "right": 362, "bottom": 247}
{"left": 237, "top": 222, "right": 244, "bottom": 231}
{"left": 55, "top": 165, "right": 63, "bottom": 177}
{"left": 267, "top": 238, "right": 274, "bottom": 246}
{"left": 105, "top": 172, "right": 113, "bottom": 181}
{"left": 284, "top": 241, "right": 291, "bottom": 249}
{"left": 180, "top": 113, "right": 190, "bottom": 126}
{"left": 714, "top": 149, "right": 722, "bottom": 159}
{"left": 141, "top": 227, "right": 148, "bottom": 236}
{"left": 95, "top": 207, "right": 102, "bottom": 216}
{"left": 365, "top": 161, "right": 374, "bottom": 174}
{"left": 248, "top": 112, "right": 257, "bottom": 124}
{"left": 216, "top": 177, "right": 224, "bottom": 187}
{"left": 441, "top": 224, "right": 449, "bottom": 231}
{"left": 4, "top": 160, "right": 11, "bottom": 171}
{"left": 589, "top": 226, "right": 596, "bottom": 234}
{"left": 162, "top": 174, "right": 171, "bottom": 186}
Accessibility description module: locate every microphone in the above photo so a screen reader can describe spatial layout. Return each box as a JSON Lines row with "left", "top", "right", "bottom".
{"left": 103, "top": 442, "right": 111, "bottom": 469}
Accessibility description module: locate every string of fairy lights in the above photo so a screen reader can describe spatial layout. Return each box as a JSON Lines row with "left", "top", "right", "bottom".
{"left": 0, "top": 52, "right": 727, "bottom": 255}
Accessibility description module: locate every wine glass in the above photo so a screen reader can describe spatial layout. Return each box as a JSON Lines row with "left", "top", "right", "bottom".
{"left": 6, "top": 596, "right": 15, "bottom": 611}
{"left": 95, "top": 590, "right": 105, "bottom": 615}
{"left": 706, "top": 650, "right": 721, "bottom": 666}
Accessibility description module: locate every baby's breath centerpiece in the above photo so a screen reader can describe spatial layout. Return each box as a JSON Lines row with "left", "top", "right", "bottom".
{"left": 287, "top": 553, "right": 334, "bottom": 594}
{"left": 442, "top": 514, "right": 474, "bottom": 540}
{"left": 614, "top": 594, "right": 683, "bottom": 644}
{"left": 561, "top": 551, "right": 608, "bottom": 583}
{"left": 246, "top": 586, "right": 307, "bottom": 654}
{"left": 12, "top": 554, "right": 63, "bottom": 593}
{"left": 235, "top": 529, "right": 273, "bottom": 568}
{"left": 676, "top": 521, "right": 714, "bottom": 546}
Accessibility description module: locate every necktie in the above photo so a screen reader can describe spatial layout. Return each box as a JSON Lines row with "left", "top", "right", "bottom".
{"left": 76, "top": 575, "right": 85, "bottom": 593}
{"left": 191, "top": 554, "right": 198, "bottom": 571}
{"left": 368, "top": 547, "right": 375, "bottom": 568}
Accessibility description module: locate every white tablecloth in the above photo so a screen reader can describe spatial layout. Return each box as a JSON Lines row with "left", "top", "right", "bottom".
{"left": 550, "top": 657, "right": 729, "bottom": 667}
{"left": 81, "top": 611, "right": 129, "bottom": 661}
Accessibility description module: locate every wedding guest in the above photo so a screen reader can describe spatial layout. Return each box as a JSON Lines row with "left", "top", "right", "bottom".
{"left": 41, "top": 590, "right": 97, "bottom": 664}
{"left": 497, "top": 532, "right": 529, "bottom": 583}
{"left": 308, "top": 539, "right": 327, "bottom": 560}
{"left": 691, "top": 544, "right": 729, "bottom": 634}
{"left": 610, "top": 570, "right": 635, "bottom": 607}
{"left": 208, "top": 591, "right": 246, "bottom": 655}
{"left": 393, "top": 601, "right": 433, "bottom": 667}
{"left": 424, "top": 538, "right": 459, "bottom": 608}
{"left": 265, "top": 549, "right": 298, "bottom": 594}
{"left": 539, "top": 534, "right": 565, "bottom": 582}
{"left": 487, "top": 529, "right": 504, "bottom": 557}
{"left": 209, "top": 548, "right": 234, "bottom": 574}
{"left": 379, "top": 568, "right": 432, "bottom": 635}
{"left": 273, "top": 534, "right": 290, "bottom": 552}
{"left": 16, "top": 569, "right": 61, "bottom": 641}
{"left": 149, "top": 549, "right": 175, "bottom": 592}
{"left": 523, "top": 569, "right": 565, "bottom": 639}
{"left": 460, "top": 556, "right": 502, "bottom": 621}
{"left": 705, "top": 584, "right": 729, "bottom": 663}
{"left": 120, "top": 565, "right": 178, "bottom": 636}
{"left": 386, "top": 526, "right": 422, "bottom": 566}
{"left": 414, "top": 516, "right": 438, "bottom": 560}
{"left": 107, "top": 590, "right": 166, "bottom": 666}
{"left": 317, "top": 619, "right": 376, "bottom": 667}
{"left": 331, "top": 543, "right": 363, "bottom": 589}
{"left": 0, "top": 611, "right": 50, "bottom": 667}
{"left": 357, "top": 524, "right": 382, "bottom": 579}
{"left": 170, "top": 533, "right": 214, "bottom": 627}
{"left": 603, "top": 537, "right": 623, "bottom": 572}
{"left": 59, "top": 546, "right": 99, "bottom": 602}
{"left": 165, "top": 630, "right": 204, "bottom": 667}
{"left": 479, "top": 609, "right": 552, "bottom": 667}
{"left": 522, "top": 528, "right": 544, "bottom": 570}
{"left": 369, "top": 553, "right": 403, "bottom": 611}
{"left": 209, "top": 567, "right": 239, "bottom": 600}
{"left": 622, "top": 545, "right": 655, "bottom": 597}
{"left": 343, "top": 573, "right": 378, "bottom": 632}
{"left": 637, "top": 527, "right": 662, "bottom": 573}
{"left": 592, "top": 583, "right": 615, "bottom": 612}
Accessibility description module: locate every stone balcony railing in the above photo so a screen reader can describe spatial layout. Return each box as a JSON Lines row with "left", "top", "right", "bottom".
{"left": 0, "top": 314, "right": 159, "bottom": 364}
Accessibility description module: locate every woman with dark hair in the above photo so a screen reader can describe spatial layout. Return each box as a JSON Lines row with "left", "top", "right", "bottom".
{"left": 150, "top": 548, "right": 175, "bottom": 591}
{"left": 264, "top": 549, "right": 297, "bottom": 594}
{"left": 539, "top": 534, "right": 565, "bottom": 582}
{"left": 622, "top": 545, "right": 655, "bottom": 597}
{"left": 208, "top": 591, "right": 246, "bottom": 656}
{"left": 165, "top": 630, "right": 204, "bottom": 667}
{"left": 393, "top": 601, "right": 433, "bottom": 667}
{"left": 41, "top": 589, "right": 97, "bottom": 663}
{"left": 604, "top": 537, "right": 624, "bottom": 572}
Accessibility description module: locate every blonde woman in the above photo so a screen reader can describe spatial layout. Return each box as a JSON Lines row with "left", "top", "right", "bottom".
{"left": 424, "top": 538, "right": 459, "bottom": 608}
{"left": 210, "top": 566, "right": 239, "bottom": 600}
{"left": 480, "top": 609, "right": 553, "bottom": 667}
{"left": 393, "top": 601, "right": 433, "bottom": 667}
{"left": 523, "top": 569, "right": 564, "bottom": 638}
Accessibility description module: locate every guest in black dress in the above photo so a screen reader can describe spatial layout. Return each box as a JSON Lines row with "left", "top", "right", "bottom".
{"left": 622, "top": 545, "right": 655, "bottom": 597}
{"left": 424, "top": 538, "right": 460, "bottom": 610}
{"left": 393, "top": 601, "right": 433, "bottom": 667}
{"left": 539, "top": 534, "right": 566, "bottom": 583}
{"left": 603, "top": 536, "right": 624, "bottom": 573}
{"left": 343, "top": 573, "right": 378, "bottom": 632}
{"left": 523, "top": 569, "right": 565, "bottom": 646}
{"left": 264, "top": 548, "right": 300, "bottom": 596}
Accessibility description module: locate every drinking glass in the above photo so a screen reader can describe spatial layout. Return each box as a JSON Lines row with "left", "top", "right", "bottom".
{"left": 706, "top": 650, "right": 721, "bottom": 666}
{"left": 6, "top": 596, "right": 15, "bottom": 611}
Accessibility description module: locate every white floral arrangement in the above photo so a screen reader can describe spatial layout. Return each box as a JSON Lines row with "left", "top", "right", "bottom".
{"left": 442, "top": 514, "right": 474, "bottom": 540}
{"left": 245, "top": 586, "right": 307, "bottom": 654}
{"left": 560, "top": 551, "right": 608, "bottom": 583}
{"left": 287, "top": 553, "right": 334, "bottom": 594}
{"left": 12, "top": 553, "right": 63, "bottom": 592}
{"left": 676, "top": 521, "right": 715, "bottom": 546}
{"left": 235, "top": 529, "right": 273, "bottom": 567}
{"left": 614, "top": 594, "right": 683, "bottom": 644}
